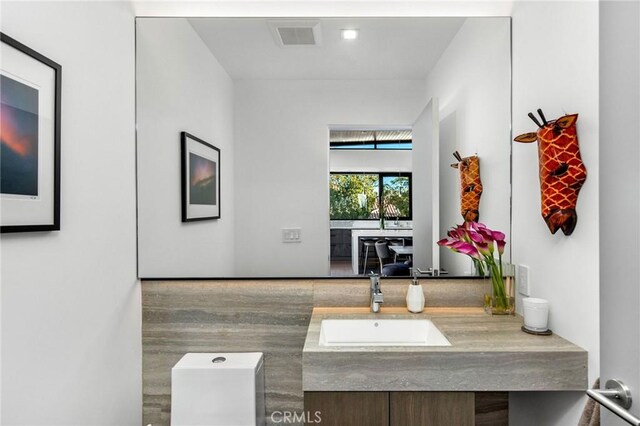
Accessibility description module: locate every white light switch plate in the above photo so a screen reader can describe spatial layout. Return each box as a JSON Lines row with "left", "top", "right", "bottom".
{"left": 282, "top": 228, "right": 301, "bottom": 243}
{"left": 517, "top": 264, "right": 530, "bottom": 296}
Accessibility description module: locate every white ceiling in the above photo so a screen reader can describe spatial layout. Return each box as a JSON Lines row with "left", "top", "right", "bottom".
{"left": 187, "top": 17, "right": 465, "bottom": 80}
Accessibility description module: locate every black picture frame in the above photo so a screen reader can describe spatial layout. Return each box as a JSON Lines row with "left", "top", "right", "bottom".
{"left": 1, "top": 33, "right": 62, "bottom": 233}
{"left": 181, "top": 132, "right": 221, "bottom": 222}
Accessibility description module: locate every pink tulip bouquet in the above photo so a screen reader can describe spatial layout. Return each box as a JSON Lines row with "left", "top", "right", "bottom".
{"left": 437, "top": 222, "right": 509, "bottom": 310}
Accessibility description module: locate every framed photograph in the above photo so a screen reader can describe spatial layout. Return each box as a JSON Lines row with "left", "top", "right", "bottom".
{"left": 1, "top": 33, "right": 61, "bottom": 233}
{"left": 181, "top": 132, "right": 220, "bottom": 222}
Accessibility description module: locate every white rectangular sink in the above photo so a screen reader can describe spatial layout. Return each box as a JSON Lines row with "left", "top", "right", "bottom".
{"left": 319, "top": 319, "right": 451, "bottom": 347}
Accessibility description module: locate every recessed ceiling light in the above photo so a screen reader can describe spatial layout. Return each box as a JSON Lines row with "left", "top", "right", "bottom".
{"left": 341, "top": 29, "right": 359, "bottom": 40}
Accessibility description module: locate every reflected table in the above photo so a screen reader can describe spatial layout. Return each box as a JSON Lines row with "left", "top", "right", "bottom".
{"left": 389, "top": 245, "right": 413, "bottom": 263}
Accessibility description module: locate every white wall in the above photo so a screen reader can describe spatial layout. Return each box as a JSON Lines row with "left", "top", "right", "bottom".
{"left": 330, "top": 149, "right": 412, "bottom": 173}
{"left": 439, "top": 111, "right": 472, "bottom": 274}
{"left": 424, "top": 17, "right": 511, "bottom": 275}
{"left": 136, "top": 18, "right": 235, "bottom": 278}
{"left": 509, "top": 2, "right": 600, "bottom": 425}
{"left": 411, "top": 100, "right": 438, "bottom": 271}
{"left": 0, "top": 2, "right": 140, "bottom": 424}
{"left": 599, "top": 2, "right": 639, "bottom": 425}
{"left": 234, "top": 79, "right": 426, "bottom": 276}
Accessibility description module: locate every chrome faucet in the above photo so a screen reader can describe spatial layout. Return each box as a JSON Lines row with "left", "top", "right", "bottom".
{"left": 369, "top": 273, "right": 384, "bottom": 313}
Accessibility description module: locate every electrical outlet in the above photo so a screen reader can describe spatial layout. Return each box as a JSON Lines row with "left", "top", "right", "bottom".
{"left": 282, "top": 228, "right": 301, "bottom": 243}
{"left": 517, "top": 265, "right": 530, "bottom": 296}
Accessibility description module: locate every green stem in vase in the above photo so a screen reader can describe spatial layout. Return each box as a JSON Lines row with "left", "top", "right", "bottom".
{"left": 473, "top": 258, "right": 485, "bottom": 276}
{"left": 487, "top": 257, "right": 507, "bottom": 309}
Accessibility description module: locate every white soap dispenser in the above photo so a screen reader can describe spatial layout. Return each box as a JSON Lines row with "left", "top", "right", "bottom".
{"left": 406, "top": 272, "right": 425, "bottom": 313}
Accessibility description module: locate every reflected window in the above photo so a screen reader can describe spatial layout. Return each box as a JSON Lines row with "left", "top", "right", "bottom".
{"left": 329, "top": 129, "right": 412, "bottom": 150}
{"left": 382, "top": 175, "right": 411, "bottom": 218}
{"left": 330, "top": 173, "right": 412, "bottom": 220}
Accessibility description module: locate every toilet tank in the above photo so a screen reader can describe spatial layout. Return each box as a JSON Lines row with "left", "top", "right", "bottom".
{"left": 171, "top": 352, "right": 265, "bottom": 426}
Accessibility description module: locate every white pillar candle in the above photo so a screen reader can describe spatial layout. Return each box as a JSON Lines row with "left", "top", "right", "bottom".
{"left": 522, "top": 298, "right": 549, "bottom": 331}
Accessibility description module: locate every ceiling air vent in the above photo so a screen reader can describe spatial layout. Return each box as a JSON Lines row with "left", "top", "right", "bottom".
{"left": 268, "top": 20, "right": 322, "bottom": 47}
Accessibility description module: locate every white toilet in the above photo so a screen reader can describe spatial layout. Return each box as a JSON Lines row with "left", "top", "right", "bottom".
{"left": 171, "top": 352, "right": 265, "bottom": 426}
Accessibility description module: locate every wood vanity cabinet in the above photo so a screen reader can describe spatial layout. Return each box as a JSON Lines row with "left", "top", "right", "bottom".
{"left": 304, "top": 392, "right": 389, "bottom": 426}
{"left": 303, "top": 391, "right": 507, "bottom": 426}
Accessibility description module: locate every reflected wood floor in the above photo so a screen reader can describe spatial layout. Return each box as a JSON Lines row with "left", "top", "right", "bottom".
{"left": 330, "top": 259, "right": 381, "bottom": 276}
{"left": 330, "top": 260, "right": 358, "bottom": 277}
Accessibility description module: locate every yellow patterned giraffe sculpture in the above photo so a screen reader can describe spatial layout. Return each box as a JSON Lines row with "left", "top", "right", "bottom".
{"left": 451, "top": 152, "right": 483, "bottom": 222}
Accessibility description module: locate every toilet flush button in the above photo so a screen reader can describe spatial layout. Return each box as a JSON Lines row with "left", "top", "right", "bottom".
{"left": 211, "top": 356, "right": 226, "bottom": 364}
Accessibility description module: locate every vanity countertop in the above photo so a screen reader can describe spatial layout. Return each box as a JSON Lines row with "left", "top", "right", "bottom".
{"left": 302, "top": 307, "right": 587, "bottom": 392}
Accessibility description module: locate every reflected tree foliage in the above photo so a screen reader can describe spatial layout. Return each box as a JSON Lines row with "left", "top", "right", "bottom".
{"left": 330, "top": 174, "right": 378, "bottom": 220}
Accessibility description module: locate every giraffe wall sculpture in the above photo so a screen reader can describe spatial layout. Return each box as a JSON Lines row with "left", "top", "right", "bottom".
{"left": 514, "top": 109, "right": 587, "bottom": 235}
{"left": 451, "top": 151, "right": 483, "bottom": 222}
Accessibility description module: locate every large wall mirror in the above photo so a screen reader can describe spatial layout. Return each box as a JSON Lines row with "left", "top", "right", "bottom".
{"left": 135, "top": 17, "right": 511, "bottom": 278}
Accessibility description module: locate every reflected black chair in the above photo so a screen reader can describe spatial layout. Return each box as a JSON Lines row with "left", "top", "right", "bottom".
{"left": 375, "top": 240, "right": 394, "bottom": 274}
{"left": 382, "top": 261, "right": 412, "bottom": 276}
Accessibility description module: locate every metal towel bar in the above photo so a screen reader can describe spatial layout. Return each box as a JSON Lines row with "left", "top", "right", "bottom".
{"left": 587, "top": 379, "right": 640, "bottom": 426}
{"left": 415, "top": 267, "right": 448, "bottom": 276}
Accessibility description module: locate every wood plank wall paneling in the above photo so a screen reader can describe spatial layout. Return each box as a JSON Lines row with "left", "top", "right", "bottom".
{"left": 142, "top": 278, "right": 487, "bottom": 426}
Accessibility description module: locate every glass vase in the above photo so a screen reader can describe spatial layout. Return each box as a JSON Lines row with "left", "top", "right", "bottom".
{"left": 484, "top": 262, "right": 515, "bottom": 315}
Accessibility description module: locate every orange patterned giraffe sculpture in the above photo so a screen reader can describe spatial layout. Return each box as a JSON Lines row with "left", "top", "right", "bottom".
{"left": 514, "top": 109, "right": 587, "bottom": 235}
{"left": 451, "top": 151, "right": 483, "bottom": 222}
